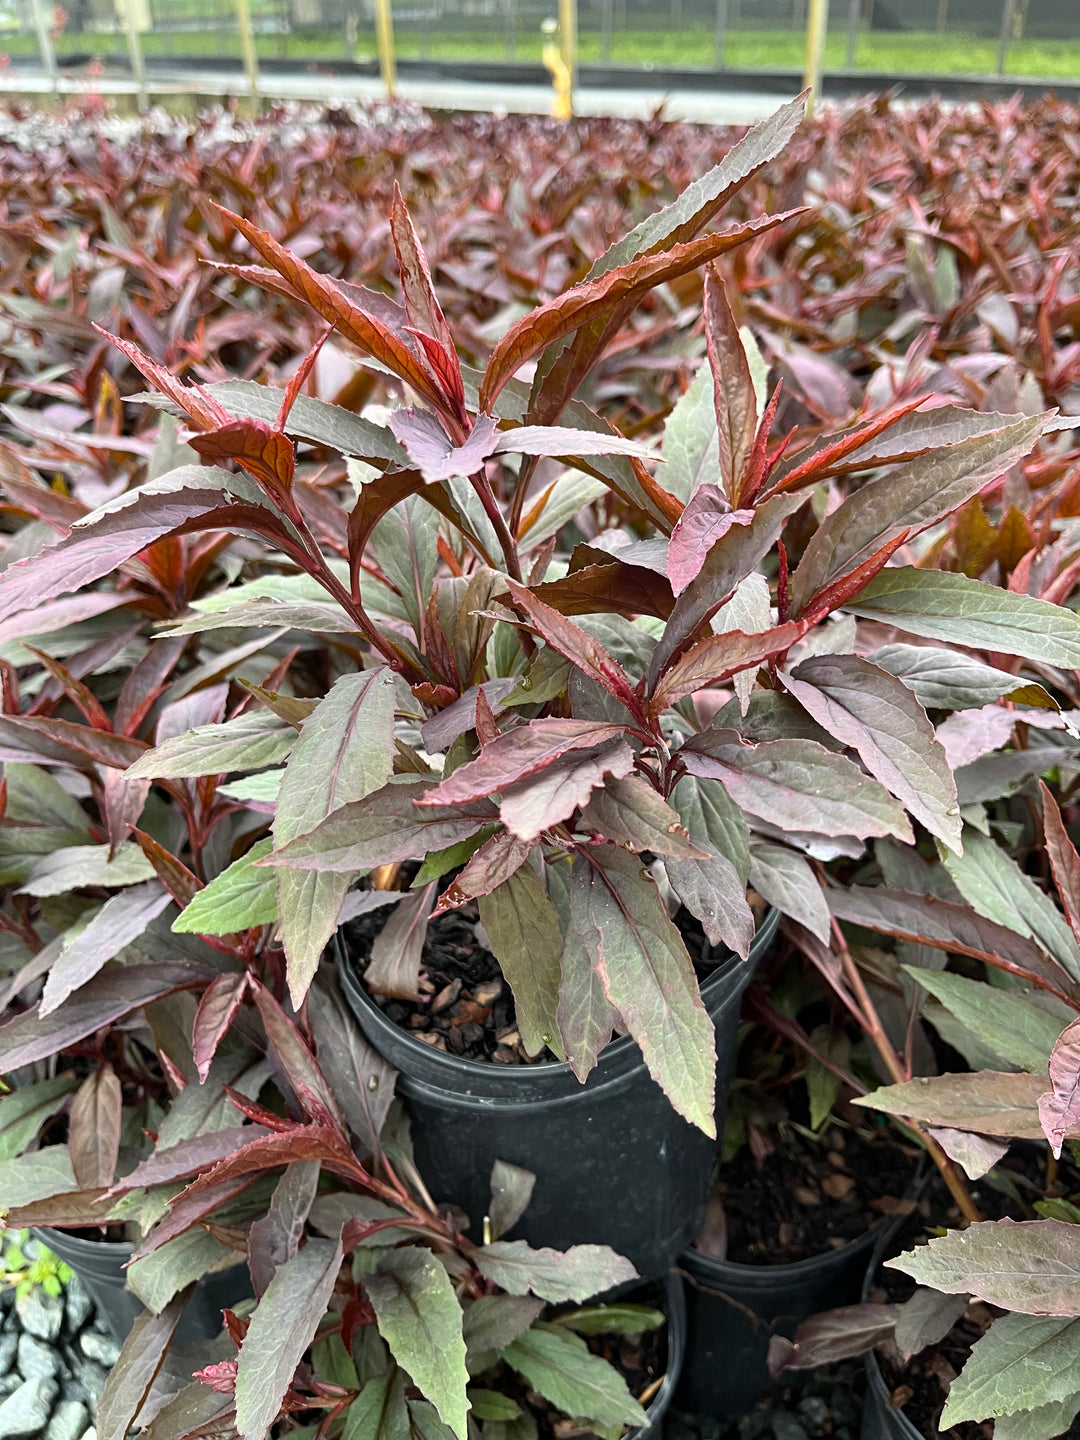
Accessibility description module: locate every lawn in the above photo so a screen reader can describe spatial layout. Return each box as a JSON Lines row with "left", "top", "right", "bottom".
{"left": 4, "top": 22, "right": 1080, "bottom": 78}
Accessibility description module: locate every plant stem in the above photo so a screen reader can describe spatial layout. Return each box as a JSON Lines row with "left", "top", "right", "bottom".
{"left": 829, "top": 919, "right": 983, "bottom": 1223}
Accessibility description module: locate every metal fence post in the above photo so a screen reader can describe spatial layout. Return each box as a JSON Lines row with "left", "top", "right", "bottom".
{"left": 803, "top": 0, "right": 829, "bottom": 112}
{"left": 234, "top": 0, "right": 260, "bottom": 96}
{"left": 713, "top": 0, "right": 727, "bottom": 68}
{"left": 843, "top": 0, "right": 858, "bottom": 67}
{"left": 600, "top": 0, "right": 613, "bottom": 63}
{"left": 120, "top": 0, "right": 149, "bottom": 111}
{"left": 559, "top": 0, "right": 576, "bottom": 103}
{"left": 996, "top": 0, "right": 1016, "bottom": 76}
{"left": 29, "top": 0, "right": 58, "bottom": 94}
{"left": 373, "top": 0, "right": 396, "bottom": 96}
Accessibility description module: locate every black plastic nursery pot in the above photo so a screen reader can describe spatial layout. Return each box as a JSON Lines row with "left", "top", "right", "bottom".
{"left": 628, "top": 1272, "right": 686, "bottom": 1440}
{"left": 674, "top": 1221, "right": 884, "bottom": 1418}
{"left": 34, "top": 1226, "right": 251, "bottom": 1344}
{"left": 338, "top": 908, "right": 779, "bottom": 1283}
{"left": 861, "top": 1351, "right": 919, "bottom": 1440}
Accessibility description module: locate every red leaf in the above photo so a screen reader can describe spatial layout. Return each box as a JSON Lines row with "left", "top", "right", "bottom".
{"left": 532, "top": 559, "right": 675, "bottom": 622}
{"left": 703, "top": 266, "right": 757, "bottom": 506}
{"left": 1042, "top": 782, "right": 1080, "bottom": 950}
{"left": 419, "top": 718, "right": 632, "bottom": 806}
{"left": 0, "top": 714, "right": 145, "bottom": 771}
{"left": 174, "top": 1126, "right": 362, "bottom": 1202}
{"left": 96, "top": 326, "right": 230, "bottom": 431}
{"left": 130, "top": 1175, "right": 257, "bottom": 1261}
{"left": 649, "top": 621, "right": 811, "bottom": 712}
{"left": 766, "top": 397, "right": 928, "bottom": 496}
{"left": 192, "top": 972, "right": 251, "bottom": 1083}
{"left": 195, "top": 1360, "right": 239, "bottom": 1396}
{"left": 129, "top": 827, "right": 203, "bottom": 909}
{"left": 797, "top": 530, "right": 911, "bottom": 621}
{"left": 505, "top": 579, "right": 644, "bottom": 721}
{"left": 480, "top": 211, "right": 802, "bottom": 410}
{"left": 213, "top": 206, "right": 446, "bottom": 412}
{"left": 666, "top": 490, "right": 753, "bottom": 596}
{"left": 1040, "top": 1018, "right": 1080, "bottom": 1159}
{"left": 251, "top": 982, "right": 347, "bottom": 1134}
{"left": 189, "top": 420, "right": 296, "bottom": 496}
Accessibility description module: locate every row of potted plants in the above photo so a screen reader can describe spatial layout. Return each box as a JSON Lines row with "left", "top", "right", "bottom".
{"left": 1, "top": 90, "right": 1080, "bottom": 1440}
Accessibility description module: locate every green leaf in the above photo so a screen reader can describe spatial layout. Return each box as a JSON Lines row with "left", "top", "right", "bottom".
{"left": 804, "top": 1023, "right": 851, "bottom": 1130}
{"left": 473, "top": 1240, "right": 637, "bottom": 1303}
{"left": 941, "top": 828, "right": 1080, "bottom": 983}
{"left": 903, "top": 967, "right": 1063, "bottom": 1074}
{"left": 19, "top": 842, "right": 156, "bottom": 897}
{"left": 128, "top": 1226, "right": 237, "bottom": 1314}
{"left": 205, "top": 379, "right": 408, "bottom": 465}
{"left": 940, "top": 1314, "right": 1080, "bottom": 1424}
{"left": 661, "top": 362, "right": 719, "bottom": 504}
{"left": 489, "top": 1159, "right": 536, "bottom": 1243}
{"left": 0, "top": 1144, "right": 85, "bottom": 1210}
{"left": 748, "top": 841, "right": 830, "bottom": 946}
{"left": 868, "top": 644, "right": 1056, "bottom": 712}
{"left": 462, "top": 1296, "right": 545, "bottom": 1367}
{"left": 126, "top": 711, "right": 295, "bottom": 779}
{"left": 565, "top": 845, "right": 717, "bottom": 1134}
{"left": 682, "top": 732, "right": 911, "bottom": 842}
{"left": 580, "top": 775, "right": 708, "bottom": 861}
{"left": 994, "top": 1393, "right": 1080, "bottom": 1440}
{"left": 785, "top": 654, "right": 960, "bottom": 852}
{"left": 235, "top": 1235, "right": 343, "bottom": 1440}
{"left": 554, "top": 1304, "right": 666, "bottom": 1336}
{"left": 173, "top": 839, "right": 277, "bottom": 936}
{"left": 371, "top": 494, "right": 440, "bottom": 640}
{"left": 273, "top": 668, "right": 397, "bottom": 1006}
{"left": 790, "top": 412, "right": 1043, "bottom": 612}
{"left": 469, "top": 1391, "right": 522, "bottom": 1422}
{"left": 502, "top": 1327, "right": 646, "bottom": 1429}
{"left": 667, "top": 775, "right": 754, "bottom": 958}
{"left": 342, "top": 1370, "right": 411, "bottom": 1440}
{"left": 41, "top": 881, "right": 173, "bottom": 1015}
{"left": 890, "top": 1219, "right": 1080, "bottom": 1316}
{"left": 477, "top": 867, "right": 564, "bottom": 1060}
{"left": 265, "top": 779, "right": 495, "bottom": 874}
{"left": 843, "top": 568, "right": 1080, "bottom": 668}
{"left": 414, "top": 830, "right": 495, "bottom": 884}
{"left": 96, "top": 1286, "right": 193, "bottom": 1440}
{"left": 366, "top": 1247, "right": 470, "bottom": 1440}
{"left": 0, "top": 1076, "right": 78, "bottom": 1162}
{"left": 854, "top": 1070, "right": 1048, "bottom": 1139}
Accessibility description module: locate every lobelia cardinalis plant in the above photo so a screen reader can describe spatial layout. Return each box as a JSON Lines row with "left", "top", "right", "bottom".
{"left": 5, "top": 90, "right": 1080, "bottom": 1440}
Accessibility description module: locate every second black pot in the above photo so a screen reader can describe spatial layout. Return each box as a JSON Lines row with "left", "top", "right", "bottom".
{"left": 339, "top": 908, "right": 778, "bottom": 1283}
{"left": 675, "top": 1224, "right": 882, "bottom": 1417}
{"left": 35, "top": 1226, "right": 251, "bottom": 1344}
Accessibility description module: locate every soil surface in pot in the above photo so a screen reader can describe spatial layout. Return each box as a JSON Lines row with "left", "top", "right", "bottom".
{"left": 342, "top": 894, "right": 755, "bottom": 1067}
{"left": 869, "top": 1148, "right": 1080, "bottom": 1440}
{"left": 670, "top": 1358, "right": 864, "bottom": 1440}
{"left": 698, "top": 1125, "right": 919, "bottom": 1265}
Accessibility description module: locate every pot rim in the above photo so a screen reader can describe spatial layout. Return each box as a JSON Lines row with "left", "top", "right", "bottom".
{"left": 627, "top": 1271, "right": 686, "bottom": 1440}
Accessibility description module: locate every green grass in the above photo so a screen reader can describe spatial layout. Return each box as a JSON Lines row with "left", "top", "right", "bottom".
{"left": 3, "top": 23, "right": 1080, "bottom": 80}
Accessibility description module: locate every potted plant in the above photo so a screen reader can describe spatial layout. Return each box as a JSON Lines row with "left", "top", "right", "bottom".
{"left": 675, "top": 953, "right": 921, "bottom": 1417}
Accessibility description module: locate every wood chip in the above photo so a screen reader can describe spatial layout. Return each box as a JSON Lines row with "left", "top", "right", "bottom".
{"left": 415, "top": 1032, "right": 447, "bottom": 1050}
{"left": 822, "top": 1172, "right": 856, "bottom": 1201}
{"left": 430, "top": 977, "right": 462, "bottom": 1014}
{"left": 793, "top": 1185, "right": 822, "bottom": 1206}
{"left": 473, "top": 979, "right": 503, "bottom": 1006}
{"left": 871, "top": 1196, "right": 917, "bottom": 1217}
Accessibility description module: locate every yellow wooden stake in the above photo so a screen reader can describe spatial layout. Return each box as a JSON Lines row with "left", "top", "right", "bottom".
{"left": 802, "top": 0, "right": 829, "bottom": 115}
{"left": 374, "top": 0, "right": 397, "bottom": 98}
{"left": 558, "top": 0, "right": 576, "bottom": 103}
{"left": 234, "top": 0, "right": 260, "bottom": 97}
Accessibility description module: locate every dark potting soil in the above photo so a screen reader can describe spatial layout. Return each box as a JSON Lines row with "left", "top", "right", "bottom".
{"left": 342, "top": 895, "right": 743, "bottom": 1067}
{"left": 666, "top": 1359, "right": 865, "bottom": 1440}
{"left": 699, "top": 1124, "right": 919, "bottom": 1266}
{"left": 868, "top": 1147, "right": 1080, "bottom": 1440}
